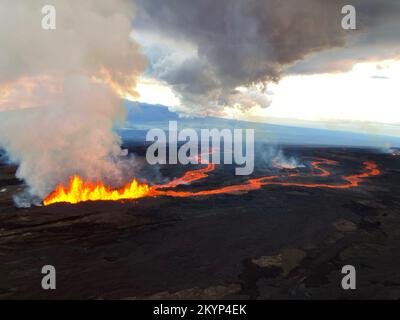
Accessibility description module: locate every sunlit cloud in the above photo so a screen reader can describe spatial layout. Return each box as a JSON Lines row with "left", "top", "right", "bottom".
{"left": 128, "top": 76, "right": 181, "bottom": 107}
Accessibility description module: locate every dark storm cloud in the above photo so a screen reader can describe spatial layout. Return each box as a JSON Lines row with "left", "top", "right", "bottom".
{"left": 134, "top": 0, "right": 400, "bottom": 115}
{"left": 289, "top": 0, "right": 400, "bottom": 75}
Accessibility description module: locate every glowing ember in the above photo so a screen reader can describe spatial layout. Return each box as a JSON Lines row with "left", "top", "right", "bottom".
{"left": 43, "top": 158, "right": 381, "bottom": 206}
{"left": 43, "top": 175, "right": 152, "bottom": 206}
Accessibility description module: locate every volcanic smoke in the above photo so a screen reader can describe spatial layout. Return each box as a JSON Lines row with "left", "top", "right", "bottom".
{"left": 0, "top": 0, "right": 147, "bottom": 206}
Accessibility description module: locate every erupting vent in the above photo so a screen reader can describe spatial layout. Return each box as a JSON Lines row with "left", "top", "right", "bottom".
{"left": 43, "top": 175, "right": 152, "bottom": 206}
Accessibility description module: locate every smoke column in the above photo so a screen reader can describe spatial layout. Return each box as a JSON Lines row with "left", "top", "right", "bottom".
{"left": 0, "top": 0, "right": 147, "bottom": 205}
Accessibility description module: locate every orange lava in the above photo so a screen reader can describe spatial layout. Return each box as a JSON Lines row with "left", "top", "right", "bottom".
{"left": 43, "top": 158, "right": 381, "bottom": 205}
{"left": 152, "top": 159, "right": 380, "bottom": 197}
{"left": 43, "top": 175, "right": 152, "bottom": 206}
{"left": 153, "top": 163, "right": 216, "bottom": 189}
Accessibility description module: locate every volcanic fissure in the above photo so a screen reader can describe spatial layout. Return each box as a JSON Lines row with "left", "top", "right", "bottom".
{"left": 42, "top": 158, "right": 381, "bottom": 206}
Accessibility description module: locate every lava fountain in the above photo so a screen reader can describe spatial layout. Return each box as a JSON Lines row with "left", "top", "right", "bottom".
{"left": 43, "top": 175, "right": 152, "bottom": 206}
{"left": 43, "top": 158, "right": 381, "bottom": 206}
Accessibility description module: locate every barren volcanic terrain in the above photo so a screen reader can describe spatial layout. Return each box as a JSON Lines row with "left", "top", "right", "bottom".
{"left": 1, "top": 147, "right": 400, "bottom": 299}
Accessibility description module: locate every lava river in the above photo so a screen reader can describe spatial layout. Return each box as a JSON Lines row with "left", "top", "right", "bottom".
{"left": 43, "top": 158, "right": 381, "bottom": 206}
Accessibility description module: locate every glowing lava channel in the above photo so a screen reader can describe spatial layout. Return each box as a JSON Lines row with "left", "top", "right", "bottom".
{"left": 43, "top": 158, "right": 381, "bottom": 205}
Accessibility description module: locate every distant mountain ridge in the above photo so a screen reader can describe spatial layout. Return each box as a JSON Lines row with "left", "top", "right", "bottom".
{"left": 120, "top": 101, "right": 400, "bottom": 148}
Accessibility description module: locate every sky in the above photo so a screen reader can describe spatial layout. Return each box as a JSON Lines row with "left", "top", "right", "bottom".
{"left": 134, "top": 60, "right": 400, "bottom": 126}
{"left": 130, "top": 0, "right": 400, "bottom": 134}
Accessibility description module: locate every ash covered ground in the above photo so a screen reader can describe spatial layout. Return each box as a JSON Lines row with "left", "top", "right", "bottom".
{"left": 1, "top": 146, "right": 400, "bottom": 299}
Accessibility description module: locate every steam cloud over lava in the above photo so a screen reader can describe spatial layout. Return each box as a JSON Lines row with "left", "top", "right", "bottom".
{"left": 0, "top": 0, "right": 147, "bottom": 205}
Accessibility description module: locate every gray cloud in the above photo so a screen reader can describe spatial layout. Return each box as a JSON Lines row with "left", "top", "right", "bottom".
{"left": 289, "top": 1, "right": 400, "bottom": 75}
{"left": 134, "top": 0, "right": 400, "bottom": 115}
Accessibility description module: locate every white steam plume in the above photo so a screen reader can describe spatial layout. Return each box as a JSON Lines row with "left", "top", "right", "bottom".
{"left": 0, "top": 0, "right": 147, "bottom": 205}
{"left": 258, "top": 146, "right": 304, "bottom": 171}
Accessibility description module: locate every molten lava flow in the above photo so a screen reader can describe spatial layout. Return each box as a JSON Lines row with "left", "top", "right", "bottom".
{"left": 43, "top": 158, "right": 381, "bottom": 205}
{"left": 152, "top": 159, "right": 381, "bottom": 197}
{"left": 43, "top": 175, "right": 152, "bottom": 206}
{"left": 153, "top": 163, "right": 216, "bottom": 189}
